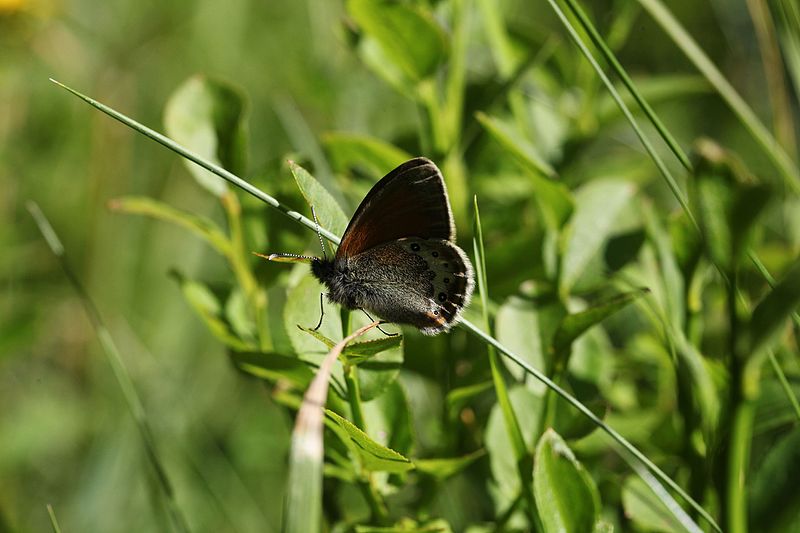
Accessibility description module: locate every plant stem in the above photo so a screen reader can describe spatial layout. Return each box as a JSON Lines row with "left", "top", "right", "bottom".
{"left": 726, "top": 401, "right": 754, "bottom": 533}
{"left": 221, "top": 191, "right": 268, "bottom": 350}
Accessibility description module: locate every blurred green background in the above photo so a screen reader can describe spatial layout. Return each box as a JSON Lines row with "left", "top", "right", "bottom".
{"left": 2, "top": 0, "right": 799, "bottom": 531}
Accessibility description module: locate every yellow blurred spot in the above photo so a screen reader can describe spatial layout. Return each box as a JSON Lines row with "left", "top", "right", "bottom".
{"left": 0, "top": 0, "right": 26, "bottom": 14}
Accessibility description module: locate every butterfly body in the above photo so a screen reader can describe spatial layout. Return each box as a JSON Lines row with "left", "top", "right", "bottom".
{"left": 275, "top": 157, "right": 474, "bottom": 335}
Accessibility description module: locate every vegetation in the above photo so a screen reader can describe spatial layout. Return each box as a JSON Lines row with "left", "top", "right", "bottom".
{"left": 3, "top": 0, "right": 800, "bottom": 531}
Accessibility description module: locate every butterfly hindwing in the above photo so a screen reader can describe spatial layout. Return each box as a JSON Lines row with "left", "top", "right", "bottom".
{"left": 345, "top": 237, "right": 474, "bottom": 335}
{"left": 336, "top": 158, "right": 455, "bottom": 258}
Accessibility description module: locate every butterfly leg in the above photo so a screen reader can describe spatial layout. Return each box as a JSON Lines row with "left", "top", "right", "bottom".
{"left": 359, "top": 309, "right": 399, "bottom": 337}
{"left": 311, "top": 292, "right": 326, "bottom": 331}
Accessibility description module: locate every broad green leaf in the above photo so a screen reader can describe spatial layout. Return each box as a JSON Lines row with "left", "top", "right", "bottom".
{"left": 288, "top": 161, "right": 349, "bottom": 239}
{"left": 748, "top": 258, "right": 800, "bottom": 358}
{"left": 225, "top": 287, "right": 257, "bottom": 346}
{"left": 485, "top": 386, "right": 542, "bottom": 511}
{"left": 164, "top": 76, "right": 248, "bottom": 197}
{"left": 326, "top": 410, "right": 414, "bottom": 473}
{"left": 533, "top": 429, "right": 600, "bottom": 533}
{"left": 622, "top": 475, "right": 691, "bottom": 533}
{"left": 496, "top": 293, "right": 565, "bottom": 394}
{"left": 689, "top": 139, "right": 772, "bottom": 273}
{"left": 171, "top": 272, "right": 251, "bottom": 351}
{"left": 363, "top": 380, "right": 414, "bottom": 459}
{"left": 347, "top": 0, "right": 447, "bottom": 82}
{"left": 552, "top": 289, "right": 649, "bottom": 353}
{"left": 415, "top": 449, "right": 486, "bottom": 480}
{"left": 561, "top": 179, "right": 635, "bottom": 293}
{"left": 228, "top": 350, "right": 314, "bottom": 389}
{"left": 551, "top": 377, "right": 606, "bottom": 441}
{"left": 108, "top": 196, "right": 231, "bottom": 256}
{"left": 322, "top": 132, "right": 412, "bottom": 176}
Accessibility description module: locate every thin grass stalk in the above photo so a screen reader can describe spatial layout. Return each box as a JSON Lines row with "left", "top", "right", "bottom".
{"left": 51, "top": 79, "right": 720, "bottom": 533}
{"left": 27, "top": 202, "right": 190, "bottom": 533}
{"left": 746, "top": 0, "right": 797, "bottom": 157}
{"left": 636, "top": 0, "right": 800, "bottom": 192}
{"left": 545, "top": 0, "right": 697, "bottom": 229}
{"left": 46, "top": 504, "right": 62, "bottom": 533}
{"left": 473, "top": 197, "right": 535, "bottom": 523}
{"left": 562, "top": 0, "right": 692, "bottom": 170}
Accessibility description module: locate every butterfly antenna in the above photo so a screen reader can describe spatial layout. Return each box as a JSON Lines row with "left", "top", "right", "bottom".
{"left": 253, "top": 252, "right": 316, "bottom": 263}
{"left": 310, "top": 205, "right": 329, "bottom": 261}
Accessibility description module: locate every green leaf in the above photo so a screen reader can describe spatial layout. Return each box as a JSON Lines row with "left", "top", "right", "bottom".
{"left": 475, "top": 112, "right": 557, "bottom": 179}
{"left": 171, "top": 272, "right": 252, "bottom": 351}
{"left": 322, "top": 132, "right": 412, "bottom": 176}
{"left": 108, "top": 196, "right": 231, "bottom": 256}
{"left": 748, "top": 258, "right": 800, "bottom": 358}
{"left": 228, "top": 350, "right": 314, "bottom": 389}
{"left": 552, "top": 289, "right": 649, "bottom": 353}
{"left": 288, "top": 161, "right": 350, "bottom": 239}
{"left": 496, "top": 294, "right": 565, "bottom": 394}
{"left": 164, "top": 76, "right": 248, "bottom": 197}
{"left": 326, "top": 409, "right": 414, "bottom": 473}
{"left": 560, "top": 179, "right": 635, "bottom": 293}
{"left": 299, "top": 325, "right": 403, "bottom": 365}
{"left": 355, "top": 518, "right": 453, "bottom": 533}
{"left": 363, "top": 380, "right": 414, "bottom": 459}
{"left": 749, "top": 426, "right": 800, "bottom": 529}
{"left": 689, "top": 139, "right": 773, "bottom": 272}
{"left": 484, "top": 386, "right": 542, "bottom": 511}
{"left": 622, "top": 475, "right": 694, "bottom": 533}
{"left": 415, "top": 449, "right": 486, "bottom": 480}
{"left": 533, "top": 429, "right": 600, "bottom": 533}
{"left": 347, "top": 0, "right": 447, "bottom": 82}
{"left": 476, "top": 112, "right": 573, "bottom": 231}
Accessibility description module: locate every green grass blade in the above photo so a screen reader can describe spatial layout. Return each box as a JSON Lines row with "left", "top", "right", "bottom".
{"left": 49, "top": 79, "right": 340, "bottom": 245}
{"left": 563, "top": 0, "right": 692, "bottom": 170}
{"left": 637, "top": 0, "right": 800, "bottom": 193}
{"left": 27, "top": 202, "right": 190, "bottom": 533}
{"left": 46, "top": 504, "right": 62, "bottom": 533}
{"left": 543, "top": 0, "right": 696, "bottom": 229}
{"left": 458, "top": 317, "right": 721, "bottom": 533}
{"left": 472, "top": 197, "right": 528, "bottom": 459}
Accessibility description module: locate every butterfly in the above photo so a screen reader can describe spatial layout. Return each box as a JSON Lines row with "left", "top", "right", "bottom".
{"left": 267, "top": 157, "right": 474, "bottom": 335}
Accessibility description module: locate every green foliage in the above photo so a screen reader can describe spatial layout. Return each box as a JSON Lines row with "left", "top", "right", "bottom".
{"left": 7, "top": 0, "right": 800, "bottom": 532}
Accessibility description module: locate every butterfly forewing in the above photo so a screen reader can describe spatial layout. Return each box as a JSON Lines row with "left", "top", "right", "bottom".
{"left": 336, "top": 158, "right": 455, "bottom": 258}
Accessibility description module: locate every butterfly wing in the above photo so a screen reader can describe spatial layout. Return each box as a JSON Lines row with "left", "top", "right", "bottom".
{"left": 336, "top": 158, "right": 455, "bottom": 258}
{"left": 345, "top": 238, "right": 474, "bottom": 335}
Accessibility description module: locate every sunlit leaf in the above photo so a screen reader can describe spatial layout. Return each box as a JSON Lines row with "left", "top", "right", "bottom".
{"left": 326, "top": 409, "right": 414, "bottom": 473}
{"left": 164, "top": 76, "right": 248, "bottom": 196}
{"left": 323, "top": 132, "right": 412, "bottom": 176}
{"left": 552, "top": 289, "right": 649, "bottom": 353}
{"left": 288, "top": 161, "right": 350, "bottom": 239}
{"left": 533, "top": 429, "right": 600, "bottom": 533}
{"left": 347, "top": 0, "right": 447, "bottom": 82}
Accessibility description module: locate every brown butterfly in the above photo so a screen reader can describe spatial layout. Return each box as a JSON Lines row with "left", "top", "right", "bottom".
{"left": 267, "top": 157, "right": 474, "bottom": 335}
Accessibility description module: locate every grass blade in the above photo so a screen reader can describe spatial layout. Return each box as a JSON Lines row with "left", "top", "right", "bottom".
{"left": 543, "top": 0, "right": 696, "bottom": 228}
{"left": 283, "top": 321, "right": 379, "bottom": 533}
{"left": 46, "top": 504, "right": 62, "bottom": 533}
{"left": 637, "top": 0, "right": 800, "bottom": 193}
{"left": 49, "top": 78, "right": 339, "bottom": 245}
{"left": 27, "top": 202, "right": 190, "bottom": 533}
{"left": 563, "top": 0, "right": 692, "bottom": 170}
